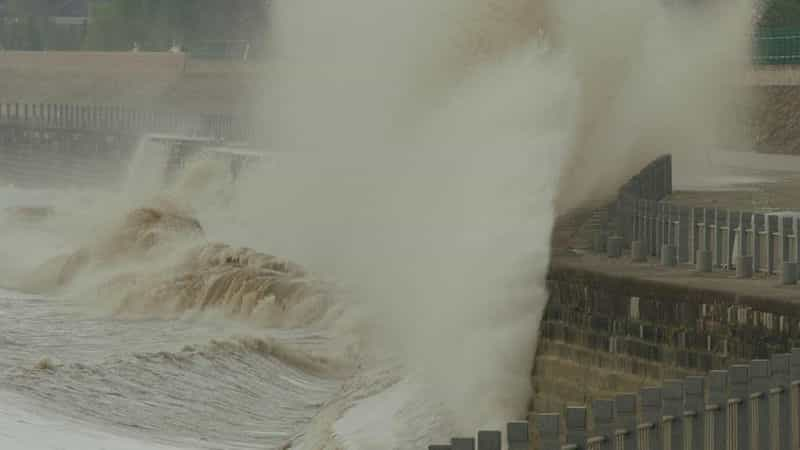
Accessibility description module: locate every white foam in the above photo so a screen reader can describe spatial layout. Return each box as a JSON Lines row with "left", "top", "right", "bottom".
{"left": 0, "top": 391, "right": 186, "bottom": 450}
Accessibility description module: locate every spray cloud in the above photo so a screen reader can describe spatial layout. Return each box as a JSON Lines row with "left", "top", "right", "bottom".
{"left": 232, "top": 0, "right": 755, "bottom": 434}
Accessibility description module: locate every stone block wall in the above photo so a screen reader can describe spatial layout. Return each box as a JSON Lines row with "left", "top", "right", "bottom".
{"left": 531, "top": 264, "right": 800, "bottom": 415}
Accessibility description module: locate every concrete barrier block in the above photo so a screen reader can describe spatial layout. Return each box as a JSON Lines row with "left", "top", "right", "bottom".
{"left": 696, "top": 249, "right": 712, "bottom": 273}
{"left": 593, "top": 231, "right": 607, "bottom": 253}
{"left": 662, "top": 379, "right": 684, "bottom": 416}
{"left": 736, "top": 255, "right": 753, "bottom": 279}
{"left": 661, "top": 245, "right": 676, "bottom": 267}
{"left": 729, "top": 365, "right": 750, "bottom": 398}
{"left": 451, "top": 437, "right": 475, "bottom": 450}
{"left": 532, "top": 417, "right": 553, "bottom": 450}
{"left": 477, "top": 431, "right": 500, "bottom": 450}
{"left": 506, "top": 422, "right": 528, "bottom": 450}
{"left": 631, "top": 241, "right": 646, "bottom": 262}
{"left": 772, "top": 354, "right": 791, "bottom": 386}
{"left": 791, "top": 349, "right": 800, "bottom": 380}
{"left": 608, "top": 236, "right": 623, "bottom": 258}
{"left": 640, "top": 387, "right": 663, "bottom": 424}
{"left": 782, "top": 262, "right": 798, "bottom": 285}
{"left": 565, "top": 406, "right": 587, "bottom": 449}
{"left": 592, "top": 399, "right": 614, "bottom": 439}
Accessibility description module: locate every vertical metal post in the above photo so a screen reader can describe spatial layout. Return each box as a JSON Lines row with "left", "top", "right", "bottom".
{"left": 791, "top": 350, "right": 800, "bottom": 450}
{"left": 750, "top": 360, "right": 770, "bottom": 450}
{"left": 662, "top": 380, "right": 684, "bottom": 450}
{"left": 685, "top": 376, "right": 705, "bottom": 450}
{"left": 708, "top": 370, "right": 729, "bottom": 450}
{"left": 690, "top": 208, "right": 700, "bottom": 265}
{"left": 641, "top": 387, "right": 663, "bottom": 450}
{"left": 729, "top": 365, "right": 750, "bottom": 450}
{"left": 753, "top": 214, "right": 764, "bottom": 273}
{"left": 771, "top": 354, "right": 791, "bottom": 450}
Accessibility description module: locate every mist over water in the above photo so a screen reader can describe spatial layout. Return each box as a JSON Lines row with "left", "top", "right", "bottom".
{"left": 0, "top": 0, "right": 756, "bottom": 448}
{"left": 234, "top": 0, "right": 754, "bottom": 434}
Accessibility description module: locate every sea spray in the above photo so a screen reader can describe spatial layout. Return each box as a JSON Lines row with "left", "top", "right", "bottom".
{"left": 243, "top": 0, "right": 755, "bottom": 434}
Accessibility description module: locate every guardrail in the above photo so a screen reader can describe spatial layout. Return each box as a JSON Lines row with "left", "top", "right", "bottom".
{"left": 597, "top": 154, "right": 800, "bottom": 282}
{"left": 0, "top": 102, "right": 251, "bottom": 143}
{"left": 530, "top": 351, "right": 800, "bottom": 450}
{"left": 428, "top": 422, "right": 531, "bottom": 450}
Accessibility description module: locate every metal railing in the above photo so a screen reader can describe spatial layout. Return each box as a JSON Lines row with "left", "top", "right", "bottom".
{"left": 599, "top": 154, "right": 800, "bottom": 280}
{"left": 0, "top": 102, "right": 252, "bottom": 143}
{"left": 427, "top": 422, "right": 531, "bottom": 449}
{"left": 529, "top": 352, "right": 799, "bottom": 450}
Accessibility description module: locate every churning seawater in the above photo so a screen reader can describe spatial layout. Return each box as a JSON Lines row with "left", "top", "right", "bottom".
{"left": 0, "top": 154, "right": 449, "bottom": 450}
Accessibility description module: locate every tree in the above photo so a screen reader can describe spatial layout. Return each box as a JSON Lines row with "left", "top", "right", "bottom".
{"left": 83, "top": 0, "right": 268, "bottom": 55}
{"left": 760, "top": 0, "right": 800, "bottom": 29}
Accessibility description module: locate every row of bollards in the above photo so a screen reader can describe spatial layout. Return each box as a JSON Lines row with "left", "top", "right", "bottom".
{"left": 428, "top": 422, "right": 530, "bottom": 450}
{"left": 598, "top": 231, "right": 800, "bottom": 284}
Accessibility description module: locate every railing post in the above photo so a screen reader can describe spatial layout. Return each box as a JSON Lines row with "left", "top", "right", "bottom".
{"left": 616, "top": 393, "right": 638, "bottom": 450}
{"left": 684, "top": 376, "right": 704, "bottom": 450}
{"left": 567, "top": 407, "right": 588, "bottom": 450}
{"left": 508, "top": 421, "right": 530, "bottom": 450}
{"left": 750, "top": 359, "right": 770, "bottom": 450}
{"left": 779, "top": 217, "right": 790, "bottom": 268}
{"left": 641, "top": 387, "right": 663, "bottom": 450}
{"left": 713, "top": 209, "right": 722, "bottom": 267}
{"left": 729, "top": 365, "right": 749, "bottom": 450}
{"left": 690, "top": 208, "right": 700, "bottom": 265}
{"left": 677, "top": 206, "right": 689, "bottom": 263}
{"left": 537, "top": 414, "right": 561, "bottom": 450}
{"left": 477, "top": 431, "right": 500, "bottom": 450}
{"left": 767, "top": 215, "right": 777, "bottom": 274}
{"left": 662, "top": 380, "right": 684, "bottom": 450}
{"left": 771, "top": 354, "right": 791, "bottom": 450}
{"left": 794, "top": 217, "right": 800, "bottom": 266}
{"left": 753, "top": 214, "right": 764, "bottom": 273}
{"left": 790, "top": 349, "right": 800, "bottom": 450}
{"left": 593, "top": 399, "right": 615, "bottom": 450}
{"left": 708, "top": 370, "right": 728, "bottom": 450}
{"left": 656, "top": 203, "right": 664, "bottom": 257}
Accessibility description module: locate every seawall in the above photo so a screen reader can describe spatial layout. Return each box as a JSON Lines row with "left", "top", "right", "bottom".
{"left": 532, "top": 258, "right": 800, "bottom": 415}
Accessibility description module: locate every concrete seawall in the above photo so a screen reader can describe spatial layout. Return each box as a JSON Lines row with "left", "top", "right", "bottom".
{"left": 532, "top": 260, "right": 800, "bottom": 415}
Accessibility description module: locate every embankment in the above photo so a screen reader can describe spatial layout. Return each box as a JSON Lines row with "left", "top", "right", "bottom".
{"left": 532, "top": 260, "right": 800, "bottom": 414}
{"left": 0, "top": 52, "right": 262, "bottom": 114}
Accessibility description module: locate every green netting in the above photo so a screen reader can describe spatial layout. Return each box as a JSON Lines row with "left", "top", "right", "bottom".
{"left": 754, "top": 28, "right": 800, "bottom": 65}
{"left": 187, "top": 41, "right": 249, "bottom": 60}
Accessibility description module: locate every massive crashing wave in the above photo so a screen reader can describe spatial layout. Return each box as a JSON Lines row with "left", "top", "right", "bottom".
{"left": 16, "top": 200, "right": 330, "bottom": 329}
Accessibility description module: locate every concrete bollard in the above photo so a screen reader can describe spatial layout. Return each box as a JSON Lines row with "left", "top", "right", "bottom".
{"left": 660, "top": 245, "right": 676, "bottom": 267}
{"left": 607, "top": 236, "right": 623, "bottom": 258}
{"left": 631, "top": 241, "right": 646, "bottom": 263}
{"left": 451, "top": 437, "right": 475, "bottom": 450}
{"left": 477, "top": 431, "right": 500, "bottom": 450}
{"left": 782, "top": 262, "right": 798, "bottom": 285}
{"left": 736, "top": 255, "right": 753, "bottom": 279}
{"left": 593, "top": 230, "right": 607, "bottom": 254}
{"left": 696, "top": 250, "right": 712, "bottom": 273}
